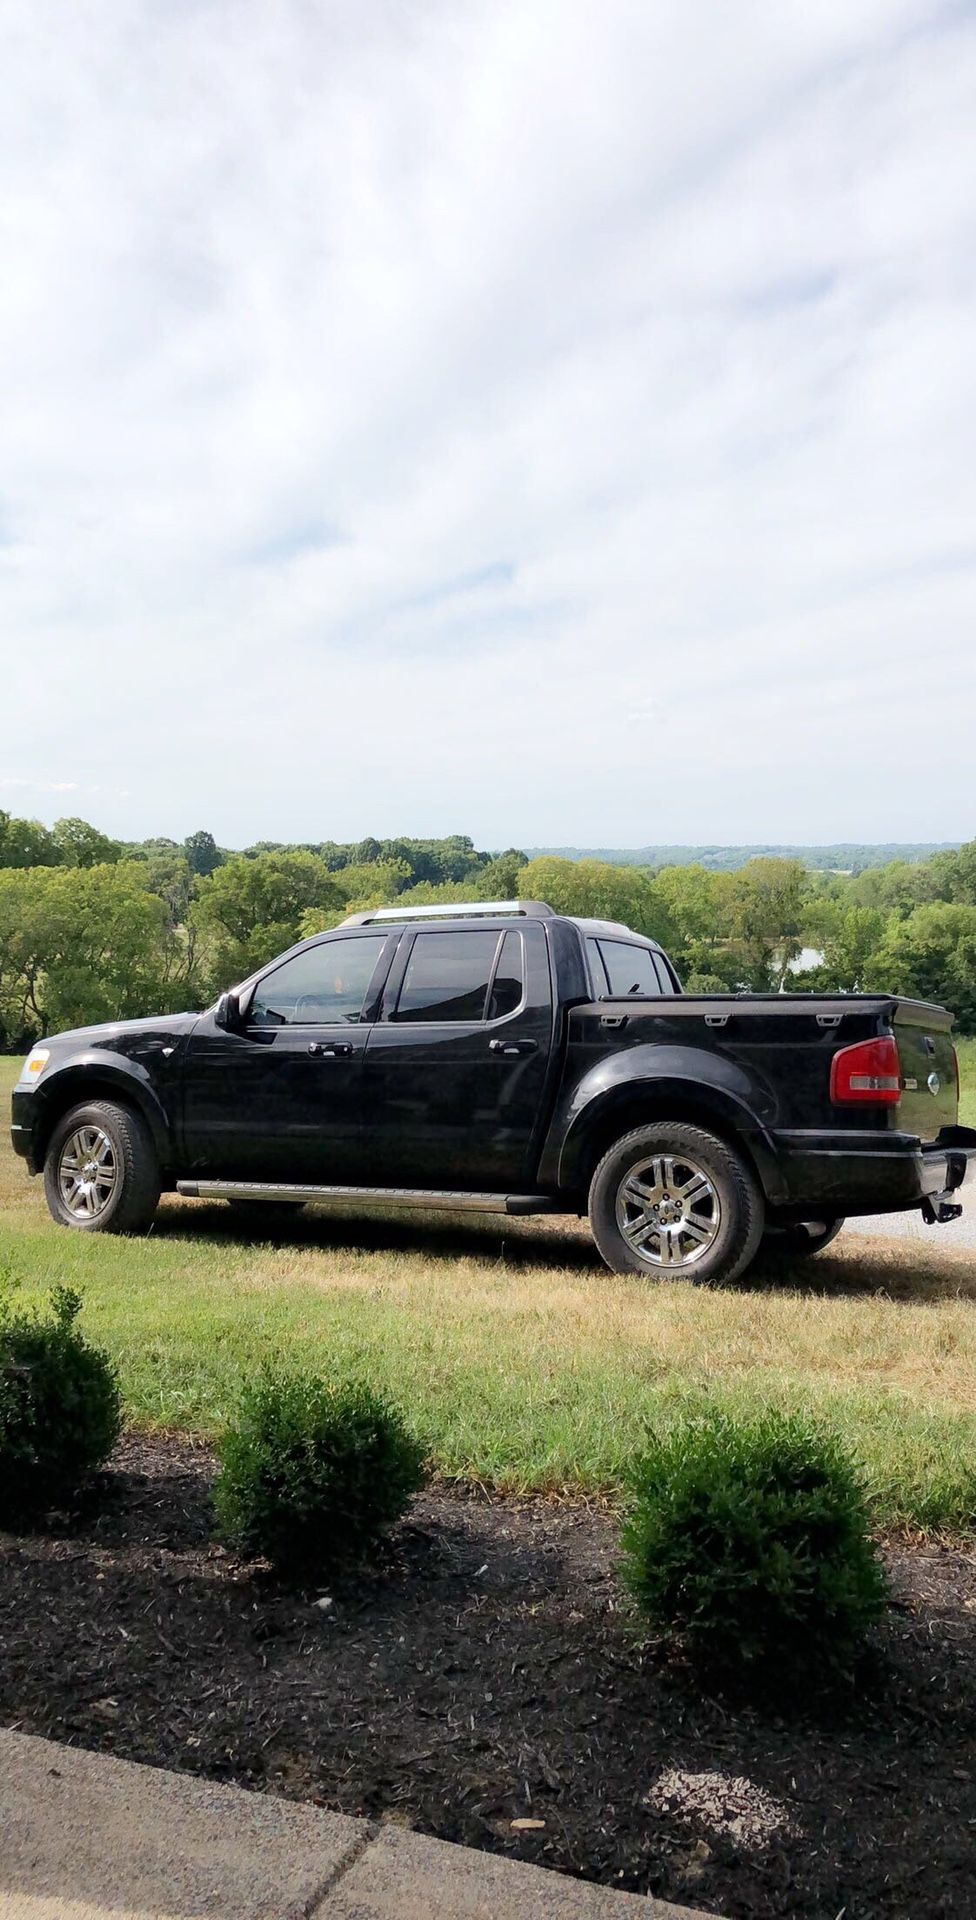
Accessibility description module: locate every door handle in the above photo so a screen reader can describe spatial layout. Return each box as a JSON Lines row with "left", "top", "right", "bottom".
{"left": 488, "top": 1037, "right": 537, "bottom": 1057}
{"left": 308, "top": 1041, "right": 354, "bottom": 1058}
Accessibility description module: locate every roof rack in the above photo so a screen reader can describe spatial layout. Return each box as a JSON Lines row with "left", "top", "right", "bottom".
{"left": 570, "top": 916, "right": 642, "bottom": 939}
{"left": 341, "top": 900, "right": 555, "bottom": 928}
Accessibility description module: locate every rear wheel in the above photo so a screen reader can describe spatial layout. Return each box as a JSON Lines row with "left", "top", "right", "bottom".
{"left": 588, "top": 1121, "right": 764, "bottom": 1285}
{"left": 44, "top": 1099, "right": 161, "bottom": 1234}
{"left": 761, "top": 1217, "right": 845, "bottom": 1260}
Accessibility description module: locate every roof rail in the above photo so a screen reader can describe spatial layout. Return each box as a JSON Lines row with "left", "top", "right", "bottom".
{"left": 341, "top": 900, "right": 555, "bottom": 928}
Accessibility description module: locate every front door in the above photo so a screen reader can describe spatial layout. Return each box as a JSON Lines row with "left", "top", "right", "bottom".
{"left": 181, "top": 932, "right": 394, "bottom": 1180}
{"left": 361, "top": 922, "right": 554, "bottom": 1190}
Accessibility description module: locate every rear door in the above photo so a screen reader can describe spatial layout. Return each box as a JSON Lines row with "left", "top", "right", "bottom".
{"left": 893, "top": 1003, "right": 958, "bottom": 1141}
{"left": 361, "top": 922, "right": 554, "bottom": 1189}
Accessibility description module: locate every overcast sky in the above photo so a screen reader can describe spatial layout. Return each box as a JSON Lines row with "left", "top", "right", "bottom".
{"left": 1, "top": 1, "right": 974, "bottom": 851}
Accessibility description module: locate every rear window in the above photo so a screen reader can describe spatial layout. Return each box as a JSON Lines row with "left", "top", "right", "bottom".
{"left": 589, "top": 938, "right": 670, "bottom": 998}
{"left": 394, "top": 929, "right": 500, "bottom": 1023}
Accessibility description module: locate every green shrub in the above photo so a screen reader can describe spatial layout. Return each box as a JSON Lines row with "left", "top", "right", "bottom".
{"left": 213, "top": 1369, "right": 427, "bottom": 1579}
{"left": 620, "top": 1409, "right": 889, "bottom": 1675}
{"left": 0, "top": 1284, "right": 122, "bottom": 1523}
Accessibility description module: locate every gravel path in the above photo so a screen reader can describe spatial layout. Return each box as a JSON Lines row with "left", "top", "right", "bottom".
{"left": 843, "top": 1193, "right": 976, "bottom": 1250}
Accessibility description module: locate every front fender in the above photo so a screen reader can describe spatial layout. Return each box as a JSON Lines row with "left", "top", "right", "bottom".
{"left": 24, "top": 1053, "right": 172, "bottom": 1168}
{"left": 540, "top": 1043, "right": 786, "bottom": 1202}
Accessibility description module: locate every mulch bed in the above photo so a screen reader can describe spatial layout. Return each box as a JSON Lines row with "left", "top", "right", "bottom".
{"left": 2, "top": 1435, "right": 975, "bottom": 1919}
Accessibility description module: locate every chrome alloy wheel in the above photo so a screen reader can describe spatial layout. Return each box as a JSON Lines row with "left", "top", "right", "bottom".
{"left": 57, "top": 1125, "right": 119, "bottom": 1221}
{"left": 615, "top": 1153, "right": 722, "bottom": 1270}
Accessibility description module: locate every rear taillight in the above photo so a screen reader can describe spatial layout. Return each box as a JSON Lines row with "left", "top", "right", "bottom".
{"left": 829, "top": 1036, "right": 902, "bottom": 1105}
{"left": 952, "top": 1043, "right": 960, "bottom": 1108}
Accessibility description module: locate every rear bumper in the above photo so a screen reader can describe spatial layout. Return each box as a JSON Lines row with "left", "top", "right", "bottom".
{"left": 771, "top": 1125, "right": 976, "bottom": 1220}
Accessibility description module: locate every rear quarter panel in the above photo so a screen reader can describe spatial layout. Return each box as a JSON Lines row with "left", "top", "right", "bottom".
{"left": 539, "top": 994, "right": 898, "bottom": 1198}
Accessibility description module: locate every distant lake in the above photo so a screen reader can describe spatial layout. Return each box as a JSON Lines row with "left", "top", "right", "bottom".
{"left": 789, "top": 948, "right": 824, "bottom": 974}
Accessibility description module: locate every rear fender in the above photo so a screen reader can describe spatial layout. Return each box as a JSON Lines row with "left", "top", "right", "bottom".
{"left": 541, "top": 1044, "right": 785, "bottom": 1202}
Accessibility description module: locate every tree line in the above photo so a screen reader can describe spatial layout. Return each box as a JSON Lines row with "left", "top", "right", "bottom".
{"left": 1, "top": 808, "right": 975, "bottom": 1047}
{"left": 527, "top": 842, "right": 957, "bottom": 872}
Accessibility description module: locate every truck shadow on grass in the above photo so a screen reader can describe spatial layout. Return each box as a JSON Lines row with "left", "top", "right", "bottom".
{"left": 156, "top": 1198, "right": 604, "bottom": 1272}
{"left": 747, "top": 1237, "right": 976, "bottom": 1303}
{"left": 152, "top": 1198, "right": 976, "bottom": 1302}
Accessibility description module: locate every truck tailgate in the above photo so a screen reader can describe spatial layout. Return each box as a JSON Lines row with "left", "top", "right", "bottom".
{"left": 894, "top": 1001, "right": 958, "bottom": 1141}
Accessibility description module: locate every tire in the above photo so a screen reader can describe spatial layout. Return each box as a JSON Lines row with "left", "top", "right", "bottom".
{"left": 588, "top": 1121, "right": 764, "bottom": 1285}
{"left": 44, "top": 1099, "right": 161, "bottom": 1234}
{"left": 760, "top": 1217, "right": 845, "bottom": 1260}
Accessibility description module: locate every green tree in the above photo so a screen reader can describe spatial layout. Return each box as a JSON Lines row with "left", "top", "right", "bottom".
{"left": 140, "top": 853, "right": 195, "bottom": 928}
{"left": 191, "top": 851, "right": 345, "bottom": 990}
{"left": 929, "top": 838, "right": 976, "bottom": 907}
{"left": 297, "top": 860, "right": 414, "bottom": 938}
{"left": 796, "top": 899, "right": 885, "bottom": 993}
{"left": 474, "top": 849, "right": 528, "bottom": 898}
{"left": 864, "top": 904, "right": 976, "bottom": 1031}
{"left": 654, "top": 865, "right": 739, "bottom": 985}
{"left": 183, "top": 829, "right": 223, "bottom": 877}
{"left": 51, "top": 817, "right": 123, "bottom": 867}
{"left": 125, "top": 836, "right": 182, "bottom": 859}
{"left": 0, "top": 812, "right": 58, "bottom": 869}
{"left": 725, "top": 858, "right": 807, "bottom": 991}
{"left": 517, "top": 856, "right": 672, "bottom": 944}
{"left": 335, "top": 859, "right": 412, "bottom": 906}
{"left": 849, "top": 859, "right": 940, "bottom": 917}
{"left": 0, "top": 863, "right": 195, "bottom": 1039}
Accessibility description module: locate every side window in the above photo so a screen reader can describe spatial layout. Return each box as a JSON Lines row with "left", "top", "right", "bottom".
{"left": 487, "top": 929, "right": 524, "bottom": 1020}
{"left": 248, "top": 936, "right": 387, "bottom": 1027}
{"left": 598, "top": 940, "right": 662, "bottom": 997}
{"left": 586, "top": 937, "right": 609, "bottom": 996}
{"left": 394, "top": 930, "right": 500, "bottom": 1023}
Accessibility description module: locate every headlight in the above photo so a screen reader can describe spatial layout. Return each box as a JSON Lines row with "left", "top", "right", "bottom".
{"left": 18, "top": 1048, "right": 50, "bottom": 1085}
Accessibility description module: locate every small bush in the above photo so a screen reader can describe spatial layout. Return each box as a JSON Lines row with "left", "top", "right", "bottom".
{"left": 621, "top": 1409, "right": 889, "bottom": 1675}
{"left": 213, "top": 1369, "right": 427, "bottom": 1579}
{"left": 0, "top": 1284, "right": 122, "bottom": 1523}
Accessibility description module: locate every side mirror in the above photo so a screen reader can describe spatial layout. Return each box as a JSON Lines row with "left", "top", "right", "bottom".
{"left": 214, "top": 991, "right": 241, "bottom": 1032}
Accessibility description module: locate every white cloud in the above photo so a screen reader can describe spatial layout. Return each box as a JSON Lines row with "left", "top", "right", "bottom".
{"left": 0, "top": 778, "right": 77, "bottom": 794}
{"left": 0, "top": 0, "right": 974, "bottom": 847}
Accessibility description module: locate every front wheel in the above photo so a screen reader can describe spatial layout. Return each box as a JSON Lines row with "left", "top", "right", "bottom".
{"left": 588, "top": 1121, "right": 764, "bottom": 1285}
{"left": 44, "top": 1099, "right": 161, "bottom": 1234}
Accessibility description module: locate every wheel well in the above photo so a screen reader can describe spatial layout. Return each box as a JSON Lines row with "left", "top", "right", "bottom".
{"left": 35, "top": 1077, "right": 153, "bottom": 1169}
{"left": 571, "top": 1089, "right": 766, "bottom": 1202}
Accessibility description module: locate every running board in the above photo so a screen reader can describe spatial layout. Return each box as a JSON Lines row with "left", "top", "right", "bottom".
{"left": 176, "top": 1180, "right": 560, "bottom": 1217}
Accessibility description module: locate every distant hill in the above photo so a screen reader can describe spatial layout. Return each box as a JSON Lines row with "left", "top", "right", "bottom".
{"left": 526, "top": 844, "right": 961, "bottom": 873}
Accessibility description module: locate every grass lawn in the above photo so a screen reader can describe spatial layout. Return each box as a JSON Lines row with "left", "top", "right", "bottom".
{"left": 2, "top": 1054, "right": 976, "bottom": 1530}
{"left": 956, "top": 1034, "right": 976, "bottom": 1127}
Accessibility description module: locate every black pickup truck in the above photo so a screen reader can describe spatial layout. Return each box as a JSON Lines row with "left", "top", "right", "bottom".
{"left": 10, "top": 900, "right": 976, "bottom": 1284}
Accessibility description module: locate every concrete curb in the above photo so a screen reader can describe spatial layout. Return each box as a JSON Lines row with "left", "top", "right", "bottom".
{"left": 0, "top": 1729, "right": 721, "bottom": 1920}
